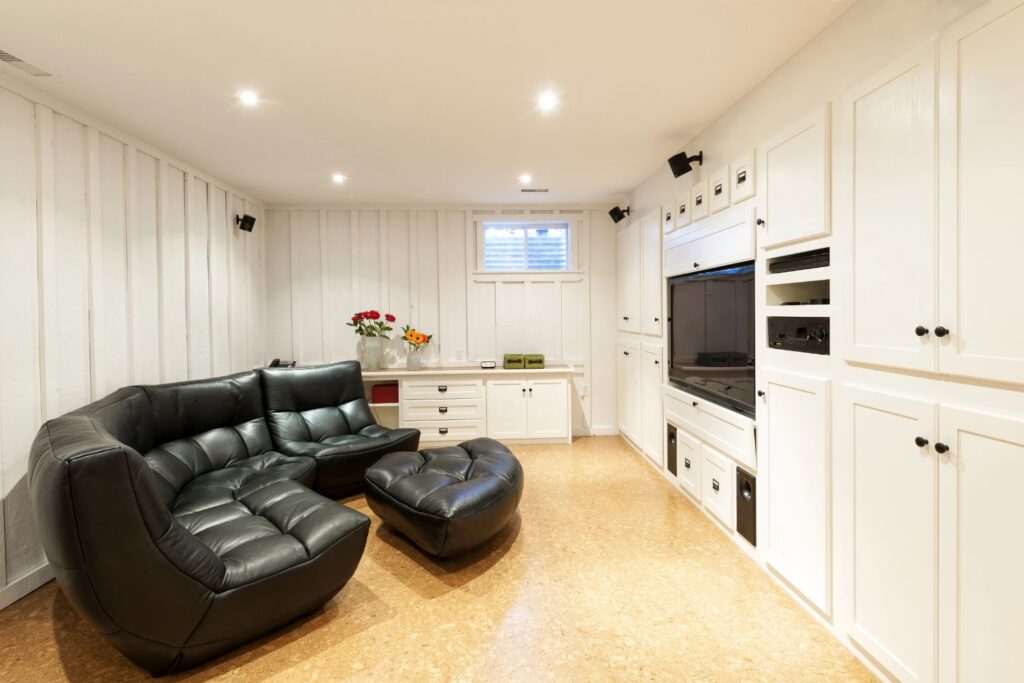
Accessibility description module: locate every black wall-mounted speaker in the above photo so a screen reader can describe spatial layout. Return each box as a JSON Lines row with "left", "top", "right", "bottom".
{"left": 236, "top": 214, "right": 256, "bottom": 232}
{"left": 668, "top": 150, "right": 704, "bottom": 178}
{"left": 608, "top": 206, "right": 630, "bottom": 224}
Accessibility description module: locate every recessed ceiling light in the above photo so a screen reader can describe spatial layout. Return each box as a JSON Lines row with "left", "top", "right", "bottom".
{"left": 518, "top": 173, "right": 533, "bottom": 185}
{"left": 536, "top": 89, "right": 560, "bottom": 114}
{"left": 331, "top": 173, "right": 347, "bottom": 185}
{"left": 236, "top": 89, "right": 260, "bottom": 107}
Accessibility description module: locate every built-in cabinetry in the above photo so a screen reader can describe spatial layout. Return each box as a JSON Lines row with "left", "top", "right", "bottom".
{"left": 617, "top": 340, "right": 664, "bottom": 468}
{"left": 757, "top": 104, "right": 830, "bottom": 249}
{"left": 663, "top": 204, "right": 755, "bottom": 278}
{"left": 616, "top": 221, "right": 640, "bottom": 333}
{"left": 364, "top": 366, "right": 573, "bottom": 445}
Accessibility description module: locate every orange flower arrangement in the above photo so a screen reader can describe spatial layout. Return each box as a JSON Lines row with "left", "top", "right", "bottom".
{"left": 401, "top": 325, "right": 432, "bottom": 348}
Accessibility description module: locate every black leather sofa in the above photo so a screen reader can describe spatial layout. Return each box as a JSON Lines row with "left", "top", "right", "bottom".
{"left": 28, "top": 361, "right": 419, "bottom": 675}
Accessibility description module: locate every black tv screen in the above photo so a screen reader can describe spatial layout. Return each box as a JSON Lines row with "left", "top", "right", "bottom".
{"left": 668, "top": 262, "right": 755, "bottom": 417}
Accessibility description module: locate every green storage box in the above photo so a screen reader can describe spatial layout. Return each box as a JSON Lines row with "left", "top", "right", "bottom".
{"left": 524, "top": 354, "right": 546, "bottom": 369}
{"left": 503, "top": 354, "right": 525, "bottom": 369}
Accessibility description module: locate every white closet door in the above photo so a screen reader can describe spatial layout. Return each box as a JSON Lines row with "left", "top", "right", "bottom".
{"left": 844, "top": 386, "right": 937, "bottom": 683}
{"left": 937, "top": 0, "right": 1024, "bottom": 384}
{"left": 640, "top": 346, "right": 663, "bottom": 466}
{"left": 938, "top": 404, "right": 1024, "bottom": 682}
{"left": 616, "top": 222, "right": 640, "bottom": 333}
{"left": 764, "top": 370, "right": 831, "bottom": 615}
{"left": 838, "top": 42, "right": 938, "bottom": 372}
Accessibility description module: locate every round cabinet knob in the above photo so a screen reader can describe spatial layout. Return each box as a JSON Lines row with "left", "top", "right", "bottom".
{"left": 691, "top": 401, "right": 698, "bottom": 407}
{"left": 934, "top": 326, "right": 949, "bottom": 338}
{"left": 934, "top": 442, "right": 950, "bottom": 454}
{"left": 756, "top": 218, "right": 765, "bottom": 226}
{"left": 915, "top": 436, "right": 929, "bottom": 447}
{"left": 693, "top": 262, "right": 700, "bottom": 268}
{"left": 915, "top": 326, "right": 930, "bottom": 337}
{"left": 757, "top": 390, "right": 765, "bottom": 398}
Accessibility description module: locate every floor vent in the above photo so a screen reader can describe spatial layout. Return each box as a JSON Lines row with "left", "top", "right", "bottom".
{"left": 520, "top": 188, "right": 550, "bottom": 193}
{"left": 0, "top": 50, "right": 52, "bottom": 77}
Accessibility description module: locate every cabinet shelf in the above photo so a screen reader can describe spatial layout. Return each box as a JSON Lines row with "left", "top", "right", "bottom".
{"left": 765, "top": 304, "right": 830, "bottom": 317}
{"left": 368, "top": 402, "right": 399, "bottom": 408}
{"left": 764, "top": 266, "right": 831, "bottom": 286}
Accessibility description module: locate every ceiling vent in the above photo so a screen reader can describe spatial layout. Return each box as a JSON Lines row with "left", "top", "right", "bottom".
{"left": 520, "top": 188, "right": 549, "bottom": 193}
{"left": 0, "top": 50, "right": 52, "bottom": 77}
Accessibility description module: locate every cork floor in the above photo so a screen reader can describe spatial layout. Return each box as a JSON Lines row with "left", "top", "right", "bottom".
{"left": 0, "top": 436, "right": 873, "bottom": 682}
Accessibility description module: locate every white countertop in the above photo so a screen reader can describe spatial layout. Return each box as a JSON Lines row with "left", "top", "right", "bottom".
{"left": 362, "top": 363, "right": 576, "bottom": 379}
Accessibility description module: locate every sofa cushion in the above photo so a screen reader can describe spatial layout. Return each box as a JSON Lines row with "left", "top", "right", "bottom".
{"left": 174, "top": 474, "right": 365, "bottom": 590}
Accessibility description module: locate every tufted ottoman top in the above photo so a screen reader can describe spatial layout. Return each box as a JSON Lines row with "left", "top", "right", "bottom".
{"left": 364, "top": 438, "right": 523, "bottom": 557}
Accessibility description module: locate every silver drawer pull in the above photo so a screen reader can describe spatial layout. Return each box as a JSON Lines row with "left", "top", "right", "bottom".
{"left": 438, "top": 406, "right": 448, "bottom": 414}
{"left": 439, "top": 427, "right": 449, "bottom": 435}
{"left": 684, "top": 458, "right": 691, "bottom": 469}
{"left": 438, "top": 385, "right": 448, "bottom": 393}
{"left": 712, "top": 479, "right": 720, "bottom": 492}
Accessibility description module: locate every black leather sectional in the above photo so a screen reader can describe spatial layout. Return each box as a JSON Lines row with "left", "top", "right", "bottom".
{"left": 28, "top": 361, "right": 419, "bottom": 675}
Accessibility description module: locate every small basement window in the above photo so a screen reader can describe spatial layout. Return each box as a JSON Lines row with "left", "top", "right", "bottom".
{"left": 482, "top": 221, "right": 571, "bottom": 272}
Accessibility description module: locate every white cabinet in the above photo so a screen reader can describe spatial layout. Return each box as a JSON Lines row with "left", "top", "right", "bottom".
{"left": 843, "top": 386, "right": 938, "bottom": 683}
{"left": 640, "top": 345, "right": 664, "bottom": 466}
{"left": 485, "top": 378, "right": 569, "bottom": 440}
{"left": 939, "top": 403, "right": 1024, "bottom": 682}
{"left": 617, "top": 342, "right": 641, "bottom": 445}
{"left": 616, "top": 221, "right": 640, "bottom": 333}
{"left": 701, "top": 444, "right": 735, "bottom": 530}
{"left": 690, "top": 177, "right": 709, "bottom": 222}
{"left": 673, "top": 190, "right": 691, "bottom": 230}
{"left": 708, "top": 166, "right": 730, "bottom": 214}
{"left": 838, "top": 42, "right": 938, "bottom": 373}
{"left": 664, "top": 204, "right": 755, "bottom": 278}
{"left": 757, "top": 104, "right": 830, "bottom": 249}
{"left": 937, "top": 1, "right": 1024, "bottom": 385}
{"left": 674, "top": 427, "right": 702, "bottom": 501}
{"left": 764, "top": 370, "right": 831, "bottom": 615}
{"left": 640, "top": 210, "right": 663, "bottom": 336}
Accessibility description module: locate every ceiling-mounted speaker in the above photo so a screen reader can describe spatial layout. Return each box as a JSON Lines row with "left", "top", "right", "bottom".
{"left": 668, "top": 150, "right": 704, "bottom": 178}
{"left": 235, "top": 214, "right": 256, "bottom": 232}
{"left": 609, "top": 206, "right": 630, "bottom": 224}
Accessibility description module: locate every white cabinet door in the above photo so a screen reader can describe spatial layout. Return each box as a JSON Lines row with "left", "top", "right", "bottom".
{"left": 526, "top": 379, "right": 568, "bottom": 438}
{"left": 838, "top": 43, "right": 939, "bottom": 373}
{"left": 938, "top": 404, "right": 1024, "bottom": 682}
{"left": 641, "top": 345, "right": 664, "bottom": 466}
{"left": 701, "top": 443, "right": 735, "bottom": 530}
{"left": 757, "top": 104, "right": 830, "bottom": 249}
{"left": 764, "top": 370, "right": 831, "bottom": 615}
{"left": 616, "top": 344, "right": 641, "bottom": 445}
{"left": 485, "top": 380, "right": 527, "bottom": 439}
{"left": 938, "top": 1, "right": 1024, "bottom": 385}
{"left": 844, "top": 386, "right": 938, "bottom": 683}
{"left": 640, "top": 210, "right": 662, "bottom": 336}
{"left": 675, "top": 427, "right": 702, "bottom": 501}
{"left": 616, "top": 222, "right": 640, "bottom": 333}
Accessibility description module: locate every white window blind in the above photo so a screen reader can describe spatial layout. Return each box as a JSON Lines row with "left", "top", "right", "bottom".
{"left": 482, "top": 222, "right": 570, "bottom": 271}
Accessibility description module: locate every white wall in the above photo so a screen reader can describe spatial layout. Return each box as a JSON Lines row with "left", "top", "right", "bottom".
{"left": 0, "top": 73, "right": 267, "bottom": 609}
{"left": 263, "top": 206, "right": 618, "bottom": 435}
{"left": 628, "top": 0, "right": 988, "bottom": 217}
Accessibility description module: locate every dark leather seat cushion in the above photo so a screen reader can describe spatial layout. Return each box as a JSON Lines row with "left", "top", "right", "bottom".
{"left": 364, "top": 438, "right": 523, "bottom": 558}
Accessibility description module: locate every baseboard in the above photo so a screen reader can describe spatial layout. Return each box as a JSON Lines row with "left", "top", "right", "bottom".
{"left": 588, "top": 426, "right": 620, "bottom": 436}
{"left": 0, "top": 563, "right": 53, "bottom": 610}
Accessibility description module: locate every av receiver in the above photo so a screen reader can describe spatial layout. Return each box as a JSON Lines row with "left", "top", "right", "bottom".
{"left": 767, "top": 316, "right": 830, "bottom": 355}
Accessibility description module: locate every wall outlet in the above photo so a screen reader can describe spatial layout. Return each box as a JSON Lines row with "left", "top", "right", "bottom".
{"left": 455, "top": 348, "right": 466, "bottom": 361}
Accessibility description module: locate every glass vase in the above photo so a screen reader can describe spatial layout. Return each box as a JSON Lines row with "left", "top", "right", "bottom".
{"left": 359, "top": 336, "right": 382, "bottom": 371}
{"left": 406, "top": 345, "right": 425, "bottom": 371}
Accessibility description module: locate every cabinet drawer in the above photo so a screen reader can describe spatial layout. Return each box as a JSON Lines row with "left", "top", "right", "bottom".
{"left": 402, "top": 398, "right": 484, "bottom": 421}
{"left": 404, "top": 419, "right": 484, "bottom": 443}
{"left": 402, "top": 379, "right": 483, "bottom": 400}
{"left": 675, "top": 427, "right": 702, "bottom": 501}
{"left": 664, "top": 387, "right": 756, "bottom": 471}
{"left": 702, "top": 445, "right": 735, "bottom": 530}
{"left": 663, "top": 205, "right": 754, "bottom": 276}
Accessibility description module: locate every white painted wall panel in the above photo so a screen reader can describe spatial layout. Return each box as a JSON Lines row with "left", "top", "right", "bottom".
{"left": 265, "top": 208, "right": 293, "bottom": 360}
{"left": 325, "top": 210, "right": 355, "bottom": 361}
{"left": 51, "top": 113, "right": 92, "bottom": 411}
{"left": 356, "top": 210, "right": 381, "bottom": 310}
{"left": 209, "top": 187, "right": 231, "bottom": 375}
{"left": 129, "top": 151, "right": 161, "bottom": 385}
{"left": 160, "top": 165, "right": 188, "bottom": 381}
{"left": 228, "top": 195, "right": 248, "bottom": 371}
{"left": 188, "top": 178, "right": 211, "bottom": 378}
{"left": 290, "top": 210, "right": 324, "bottom": 364}
{"left": 441, "top": 210, "right": 468, "bottom": 360}
{"left": 95, "top": 134, "right": 130, "bottom": 395}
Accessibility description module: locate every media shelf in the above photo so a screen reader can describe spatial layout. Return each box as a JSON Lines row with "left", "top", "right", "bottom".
{"left": 765, "top": 304, "right": 830, "bottom": 317}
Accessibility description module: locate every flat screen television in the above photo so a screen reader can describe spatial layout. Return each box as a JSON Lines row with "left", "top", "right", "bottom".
{"left": 668, "top": 262, "right": 755, "bottom": 417}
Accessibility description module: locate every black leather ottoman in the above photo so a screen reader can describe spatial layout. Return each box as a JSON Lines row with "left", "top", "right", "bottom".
{"left": 363, "top": 438, "right": 523, "bottom": 558}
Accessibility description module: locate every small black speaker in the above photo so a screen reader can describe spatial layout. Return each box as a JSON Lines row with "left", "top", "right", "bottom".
{"left": 236, "top": 214, "right": 256, "bottom": 232}
{"left": 668, "top": 150, "right": 703, "bottom": 178}
{"left": 608, "top": 206, "right": 630, "bottom": 224}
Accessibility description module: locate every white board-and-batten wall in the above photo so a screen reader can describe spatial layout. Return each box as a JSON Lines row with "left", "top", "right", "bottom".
{"left": 0, "top": 72, "right": 267, "bottom": 609}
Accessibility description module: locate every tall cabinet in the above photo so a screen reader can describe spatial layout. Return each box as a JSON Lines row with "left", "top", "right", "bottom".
{"left": 836, "top": 2, "right": 1024, "bottom": 680}
{"left": 617, "top": 209, "right": 665, "bottom": 467}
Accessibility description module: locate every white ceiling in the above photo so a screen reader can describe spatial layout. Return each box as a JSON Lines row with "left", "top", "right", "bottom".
{"left": 0, "top": 0, "right": 853, "bottom": 206}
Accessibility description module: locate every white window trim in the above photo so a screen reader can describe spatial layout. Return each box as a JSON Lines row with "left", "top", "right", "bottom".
{"left": 474, "top": 214, "right": 579, "bottom": 274}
